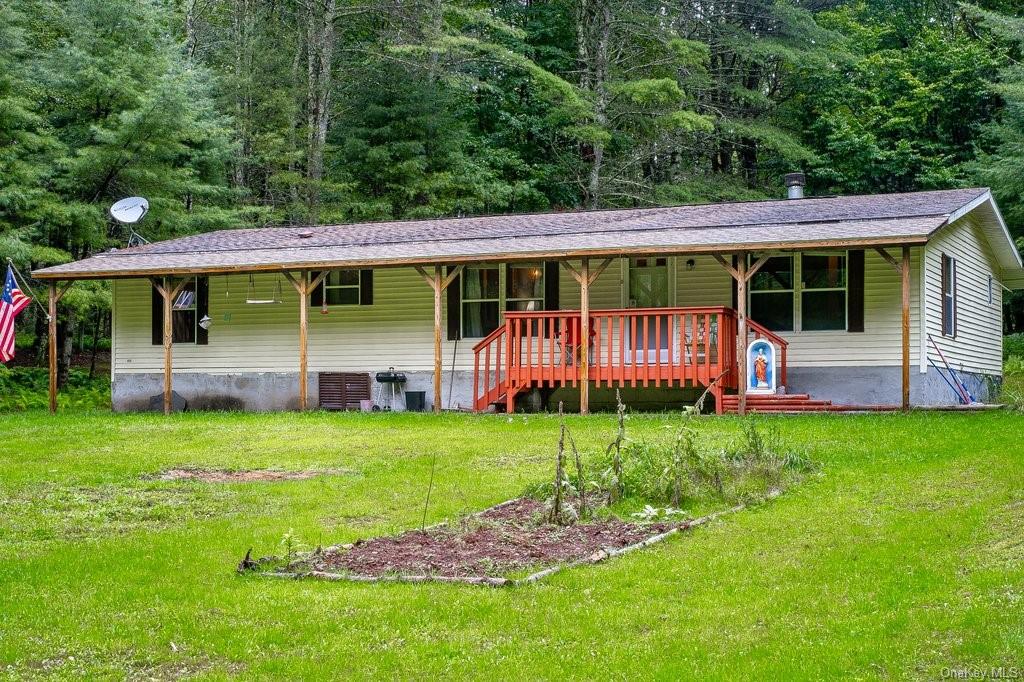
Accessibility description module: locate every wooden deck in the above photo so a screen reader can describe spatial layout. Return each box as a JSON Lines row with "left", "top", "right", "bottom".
{"left": 472, "top": 306, "right": 789, "bottom": 413}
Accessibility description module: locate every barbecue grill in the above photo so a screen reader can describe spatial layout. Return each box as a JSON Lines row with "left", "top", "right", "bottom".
{"left": 373, "top": 368, "right": 407, "bottom": 411}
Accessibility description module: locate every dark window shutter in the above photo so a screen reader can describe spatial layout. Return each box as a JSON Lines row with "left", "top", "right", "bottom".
{"left": 446, "top": 266, "right": 461, "bottom": 340}
{"left": 196, "top": 277, "right": 209, "bottom": 344}
{"left": 152, "top": 281, "right": 163, "bottom": 345}
{"left": 359, "top": 270, "right": 373, "bottom": 305}
{"left": 847, "top": 250, "right": 865, "bottom": 332}
{"left": 544, "top": 262, "right": 560, "bottom": 310}
{"left": 941, "top": 254, "right": 956, "bottom": 336}
{"left": 311, "top": 272, "right": 324, "bottom": 308}
{"left": 952, "top": 258, "right": 958, "bottom": 336}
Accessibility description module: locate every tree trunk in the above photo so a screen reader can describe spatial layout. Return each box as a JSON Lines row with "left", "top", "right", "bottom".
{"left": 32, "top": 308, "right": 47, "bottom": 365}
{"left": 185, "top": 0, "right": 199, "bottom": 62}
{"left": 577, "top": 0, "right": 611, "bottom": 209}
{"left": 89, "top": 308, "right": 102, "bottom": 379}
{"left": 305, "top": 0, "right": 336, "bottom": 224}
{"left": 58, "top": 311, "right": 76, "bottom": 388}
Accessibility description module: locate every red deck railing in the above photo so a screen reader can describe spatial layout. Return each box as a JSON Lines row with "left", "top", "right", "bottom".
{"left": 472, "top": 306, "right": 789, "bottom": 412}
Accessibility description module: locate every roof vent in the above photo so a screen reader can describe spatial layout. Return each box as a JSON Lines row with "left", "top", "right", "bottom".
{"left": 297, "top": 230, "right": 314, "bottom": 239}
{"left": 785, "top": 173, "right": 806, "bottom": 200}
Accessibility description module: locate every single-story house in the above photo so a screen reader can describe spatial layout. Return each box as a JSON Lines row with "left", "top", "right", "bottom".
{"left": 32, "top": 181, "right": 1024, "bottom": 415}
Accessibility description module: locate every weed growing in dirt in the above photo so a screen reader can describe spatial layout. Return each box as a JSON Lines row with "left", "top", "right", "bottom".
{"left": 529, "top": 399, "right": 816, "bottom": 517}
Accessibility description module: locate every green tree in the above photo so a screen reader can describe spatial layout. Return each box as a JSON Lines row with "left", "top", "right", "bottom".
{"left": 792, "top": 1, "right": 1002, "bottom": 195}
{"left": 966, "top": 4, "right": 1024, "bottom": 331}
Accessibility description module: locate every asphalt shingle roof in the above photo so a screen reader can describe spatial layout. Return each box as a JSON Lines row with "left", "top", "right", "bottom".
{"left": 32, "top": 188, "right": 993, "bottom": 280}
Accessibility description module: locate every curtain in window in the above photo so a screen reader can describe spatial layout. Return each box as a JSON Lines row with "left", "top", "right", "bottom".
{"left": 464, "top": 270, "right": 483, "bottom": 336}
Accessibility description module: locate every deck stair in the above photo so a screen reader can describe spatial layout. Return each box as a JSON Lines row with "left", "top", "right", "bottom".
{"left": 720, "top": 393, "right": 904, "bottom": 413}
{"left": 720, "top": 393, "right": 831, "bottom": 413}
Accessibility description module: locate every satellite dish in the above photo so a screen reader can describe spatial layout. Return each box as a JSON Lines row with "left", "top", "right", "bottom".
{"left": 110, "top": 197, "right": 149, "bottom": 225}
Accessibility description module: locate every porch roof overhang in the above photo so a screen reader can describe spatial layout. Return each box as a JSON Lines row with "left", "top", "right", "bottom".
{"left": 32, "top": 187, "right": 1024, "bottom": 283}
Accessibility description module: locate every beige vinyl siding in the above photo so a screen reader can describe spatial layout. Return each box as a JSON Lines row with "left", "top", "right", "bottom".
{"left": 923, "top": 217, "right": 1003, "bottom": 375}
{"left": 782, "top": 248, "right": 921, "bottom": 368}
{"left": 114, "top": 269, "right": 437, "bottom": 374}
{"left": 557, "top": 258, "right": 624, "bottom": 310}
{"left": 675, "top": 256, "right": 732, "bottom": 307}
{"left": 112, "top": 250, "right": 924, "bottom": 375}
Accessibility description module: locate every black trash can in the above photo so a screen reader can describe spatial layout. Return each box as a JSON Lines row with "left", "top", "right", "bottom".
{"left": 405, "top": 391, "right": 427, "bottom": 412}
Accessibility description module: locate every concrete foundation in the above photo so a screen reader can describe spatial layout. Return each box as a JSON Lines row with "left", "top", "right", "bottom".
{"left": 111, "top": 370, "right": 478, "bottom": 413}
{"left": 111, "top": 364, "right": 998, "bottom": 413}
{"left": 784, "top": 365, "right": 998, "bottom": 406}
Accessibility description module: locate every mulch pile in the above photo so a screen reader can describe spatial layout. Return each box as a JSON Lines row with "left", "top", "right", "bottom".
{"left": 305, "top": 498, "right": 678, "bottom": 579}
{"left": 154, "top": 468, "right": 352, "bottom": 483}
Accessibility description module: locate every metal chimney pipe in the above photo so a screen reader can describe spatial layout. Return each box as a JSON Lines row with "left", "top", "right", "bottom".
{"left": 785, "top": 172, "right": 806, "bottom": 199}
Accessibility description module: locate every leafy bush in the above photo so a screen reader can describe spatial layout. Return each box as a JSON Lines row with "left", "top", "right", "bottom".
{"left": 0, "top": 367, "right": 110, "bottom": 412}
{"left": 528, "top": 399, "right": 817, "bottom": 519}
{"left": 1005, "top": 356, "right": 1024, "bottom": 377}
{"left": 1004, "top": 334, "right": 1024, "bottom": 361}
{"left": 600, "top": 417, "right": 814, "bottom": 509}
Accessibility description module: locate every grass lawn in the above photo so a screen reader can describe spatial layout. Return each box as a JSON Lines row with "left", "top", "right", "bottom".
{"left": 1, "top": 409, "right": 1022, "bottom": 679}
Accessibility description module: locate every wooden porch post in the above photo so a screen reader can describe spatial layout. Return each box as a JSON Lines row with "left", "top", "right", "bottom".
{"left": 875, "top": 245, "right": 913, "bottom": 411}
{"left": 149, "top": 277, "right": 189, "bottom": 415}
{"left": 299, "top": 272, "right": 309, "bottom": 410}
{"left": 416, "top": 264, "right": 464, "bottom": 413}
{"left": 736, "top": 254, "right": 748, "bottom": 417}
{"left": 901, "top": 245, "right": 911, "bottom": 412}
{"left": 284, "top": 270, "right": 328, "bottom": 411}
{"left": 47, "top": 284, "right": 58, "bottom": 414}
{"left": 579, "top": 257, "right": 590, "bottom": 415}
{"left": 433, "top": 264, "right": 443, "bottom": 413}
{"left": 559, "top": 257, "right": 612, "bottom": 416}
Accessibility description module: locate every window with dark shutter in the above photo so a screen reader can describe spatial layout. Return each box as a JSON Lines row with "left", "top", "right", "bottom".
{"left": 461, "top": 265, "right": 500, "bottom": 338}
{"left": 310, "top": 270, "right": 373, "bottom": 307}
{"left": 151, "top": 277, "right": 207, "bottom": 345}
{"left": 800, "top": 253, "right": 847, "bottom": 331}
{"left": 941, "top": 254, "right": 956, "bottom": 336}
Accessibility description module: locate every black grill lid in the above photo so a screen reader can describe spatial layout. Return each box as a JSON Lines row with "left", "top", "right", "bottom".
{"left": 375, "top": 369, "right": 407, "bottom": 383}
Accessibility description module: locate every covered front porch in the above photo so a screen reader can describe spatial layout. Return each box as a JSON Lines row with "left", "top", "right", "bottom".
{"left": 470, "top": 248, "right": 916, "bottom": 415}
{"left": 473, "top": 305, "right": 787, "bottom": 414}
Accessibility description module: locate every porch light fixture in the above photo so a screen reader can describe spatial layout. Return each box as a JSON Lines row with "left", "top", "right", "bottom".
{"left": 686, "top": 258, "right": 696, "bottom": 271}
{"left": 198, "top": 315, "right": 213, "bottom": 330}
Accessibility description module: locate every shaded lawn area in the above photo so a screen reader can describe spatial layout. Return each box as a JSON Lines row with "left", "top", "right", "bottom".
{"left": 0, "top": 410, "right": 1022, "bottom": 679}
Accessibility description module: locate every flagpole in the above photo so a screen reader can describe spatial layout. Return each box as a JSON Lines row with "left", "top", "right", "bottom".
{"left": 6, "top": 258, "right": 50, "bottom": 321}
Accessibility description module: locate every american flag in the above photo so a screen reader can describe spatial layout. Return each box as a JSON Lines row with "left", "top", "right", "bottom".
{"left": 1, "top": 265, "right": 32, "bottom": 363}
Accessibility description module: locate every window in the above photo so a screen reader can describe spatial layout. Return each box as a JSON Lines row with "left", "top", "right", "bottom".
{"left": 322, "top": 270, "right": 360, "bottom": 306}
{"left": 942, "top": 254, "right": 956, "bottom": 336}
{"left": 749, "top": 256, "right": 794, "bottom": 331}
{"left": 506, "top": 264, "right": 545, "bottom": 312}
{"left": 462, "top": 266, "right": 500, "bottom": 338}
{"left": 152, "top": 276, "right": 207, "bottom": 345}
{"left": 457, "top": 264, "right": 547, "bottom": 338}
{"left": 311, "top": 270, "right": 372, "bottom": 308}
{"left": 988, "top": 275, "right": 994, "bottom": 305}
{"left": 801, "top": 253, "right": 847, "bottom": 331}
{"left": 171, "top": 279, "right": 197, "bottom": 343}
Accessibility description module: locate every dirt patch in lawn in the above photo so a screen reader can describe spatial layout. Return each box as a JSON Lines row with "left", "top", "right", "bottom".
{"left": 294, "top": 498, "right": 680, "bottom": 579}
{"left": 153, "top": 468, "right": 355, "bottom": 483}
